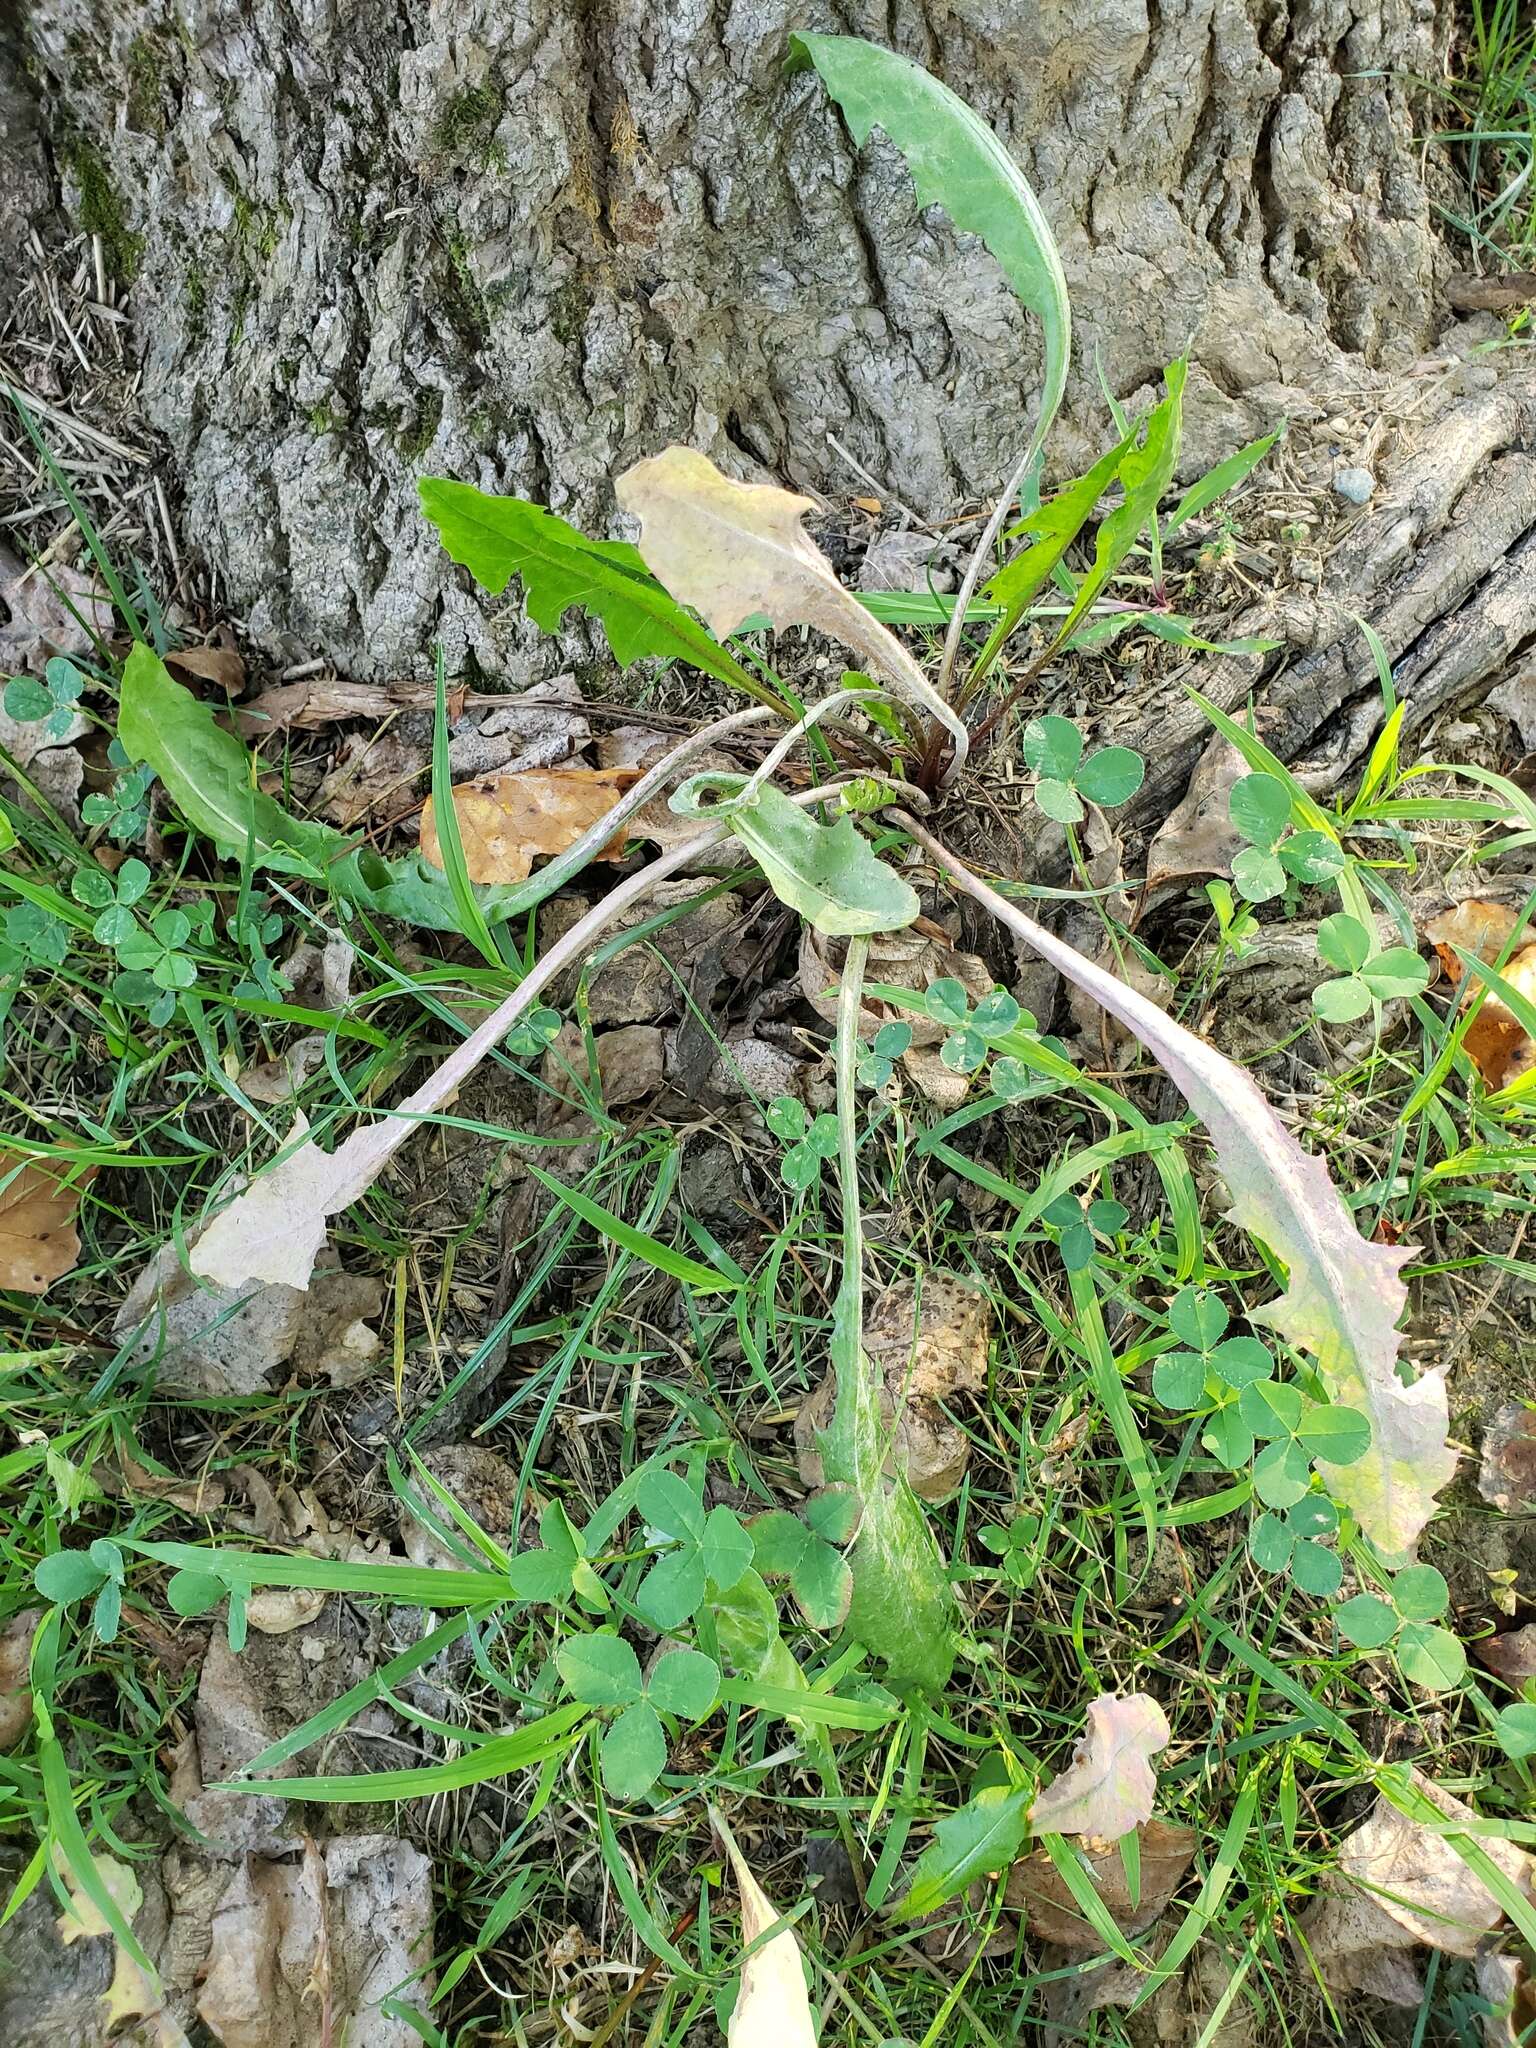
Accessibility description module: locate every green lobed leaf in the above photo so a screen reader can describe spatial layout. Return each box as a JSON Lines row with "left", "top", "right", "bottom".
{"left": 1289, "top": 1541, "right": 1342, "bottom": 1598}
{"left": 1228, "top": 773, "right": 1291, "bottom": 851}
{"left": 1395, "top": 1621, "right": 1466, "bottom": 1691}
{"left": 1232, "top": 846, "right": 1286, "bottom": 904}
{"left": 1335, "top": 1592, "right": 1398, "bottom": 1649}
{"left": 1021, "top": 715, "right": 1084, "bottom": 782}
{"left": 647, "top": 1647, "right": 721, "bottom": 1720}
{"left": 1075, "top": 746, "right": 1145, "bottom": 808}
{"left": 34, "top": 1550, "right": 107, "bottom": 1605}
{"left": 1317, "top": 913, "right": 1373, "bottom": 974}
{"left": 1169, "top": 1287, "right": 1228, "bottom": 1350}
{"left": 1312, "top": 975, "right": 1373, "bottom": 1024}
{"left": 1495, "top": 1703, "right": 1536, "bottom": 1759}
{"left": 1390, "top": 1563, "right": 1449, "bottom": 1622}
{"left": 417, "top": 478, "right": 779, "bottom": 709}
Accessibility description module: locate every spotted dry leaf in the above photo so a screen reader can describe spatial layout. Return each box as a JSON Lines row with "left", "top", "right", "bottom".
{"left": 1029, "top": 1693, "right": 1171, "bottom": 1842}
{"left": 0, "top": 1157, "right": 95, "bottom": 1295}
{"left": 420, "top": 765, "right": 638, "bottom": 885}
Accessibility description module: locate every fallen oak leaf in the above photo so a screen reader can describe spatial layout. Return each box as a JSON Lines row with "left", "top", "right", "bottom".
{"left": 420, "top": 765, "right": 638, "bottom": 884}
{"left": 898, "top": 813, "right": 1453, "bottom": 1558}
{"left": 711, "top": 1808, "right": 817, "bottom": 2048}
{"left": 1029, "top": 1693, "right": 1171, "bottom": 1842}
{"left": 0, "top": 1155, "right": 96, "bottom": 1295}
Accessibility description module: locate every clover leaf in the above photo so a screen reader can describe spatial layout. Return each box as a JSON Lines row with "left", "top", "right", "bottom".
{"left": 1247, "top": 1491, "right": 1342, "bottom": 1595}
{"left": 555, "top": 1630, "right": 721, "bottom": 1800}
{"left": 1041, "top": 1192, "right": 1127, "bottom": 1273}
{"left": 34, "top": 1539, "right": 126, "bottom": 1643}
{"left": 1228, "top": 772, "right": 1345, "bottom": 903}
{"left": 1334, "top": 1564, "right": 1464, "bottom": 1690}
{"left": 4, "top": 656, "right": 85, "bottom": 742}
{"left": 748, "top": 1487, "right": 858, "bottom": 1628}
{"left": 766, "top": 1096, "right": 840, "bottom": 1192}
{"left": 857, "top": 1019, "right": 912, "bottom": 1089}
{"left": 81, "top": 741, "right": 154, "bottom": 844}
{"left": 1312, "top": 914, "right": 1430, "bottom": 1023}
{"left": 978, "top": 1511, "right": 1043, "bottom": 1590}
{"left": 3, "top": 900, "right": 70, "bottom": 968}
{"left": 1152, "top": 1287, "right": 1273, "bottom": 1409}
{"left": 635, "top": 1470, "right": 753, "bottom": 1629}
{"left": 1021, "top": 716, "right": 1145, "bottom": 825}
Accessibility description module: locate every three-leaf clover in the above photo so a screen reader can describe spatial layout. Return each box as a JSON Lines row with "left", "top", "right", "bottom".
{"left": 512, "top": 1497, "right": 611, "bottom": 1612}
{"left": 4, "top": 656, "right": 85, "bottom": 741}
{"left": 105, "top": 900, "right": 200, "bottom": 1027}
{"left": 1228, "top": 773, "right": 1344, "bottom": 902}
{"left": 1152, "top": 1288, "right": 1272, "bottom": 1410}
{"left": 1335, "top": 1564, "right": 1465, "bottom": 1690}
{"left": 2, "top": 900, "right": 70, "bottom": 969}
{"left": 766, "top": 1097, "right": 840, "bottom": 1192}
{"left": 71, "top": 854, "right": 150, "bottom": 940}
{"left": 924, "top": 980, "right": 1054, "bottom": 1100}
{"left": 505, "top": 1004, "right": 563, "bottom": 1060}
{"left": 1021, "top": 716, "right": 1145, "bottom": 825}
{"left": 1312, "top": 914, "right": 1430, "bottom": 1023}
{"left": 555, "top": 1632, "right": 720, "bottom": 1800}
{"left": 1041, "top": 1192, "right": 1127, "bottom": 1273}
{"left": 34, "top": 1539, "right": 126, "bottom": 1644}
{"left": 857, "top": 1020, "right": 912, "bottom": 1089}
{"left": 81, "top": 740, "right": 154, "bottom": 843}
{"left": 978, "top": 1511, "right": 1043, "bottom": 1590}
{"left": 1248, "top": 1490, "right": 1343, "bottom": 1596}
{"left": 635, "top": 1469, "right": 753, "bottom": 1629}
{"left": 1228, "top": 1379, "right": 1371, "bottom": 1508}
{"left": 748, "top": 1487, "right": 859, "bottom": 1628}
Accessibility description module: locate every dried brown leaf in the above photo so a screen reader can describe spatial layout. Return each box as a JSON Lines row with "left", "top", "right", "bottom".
{"left": 1475, "top": 1623, "right": 1536, "bottom": 1683}
{"left": 1423, "top": 902, "right": 1536, "bottom": 1090}
{"left": 236, "top": 1033, "right": 329, "bottom": 1106}
{"left": 165, "top": 640, "right": 245, "bottom": 696}
{"left": 1478, "top": 1402, "right": 1536, "bottom": 1513}
{"left": 420, "top": 765, "right": 637, "bottom": 885}
{"left": 1006, "top": 1817, "right": 1197, "bottom": 1948}
{"left": 1029, "top": 1693, "right": 1171, "bottom": 1842}
{"left": 1143, "top": 735, "right": 1248, "bottom": 895}
{"left": 1300, "top": 1771, "right": 1535, "bottom": 2005}
{"left": 0, "top": 544, "right": 113, "bottom": 675}
{"left": 234, "top": 679, "right": 393, "bottom": 738}
{"left": 0, "top": 1156, "right": 95, "bottom": 1295}
{"left": 317, "top": 728, "right": 427, "bottom": 827}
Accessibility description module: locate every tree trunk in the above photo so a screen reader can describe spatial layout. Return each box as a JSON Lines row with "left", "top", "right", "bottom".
{"left": 12, "top": 0, "right": 1451, "bottom": 679}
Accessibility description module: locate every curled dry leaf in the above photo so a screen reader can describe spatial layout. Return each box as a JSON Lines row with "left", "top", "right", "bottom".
{"left": 420, "top": 765, "right": 637, "bottom": 885}
{"left": 1300, "top": 1771, "right": 1535, "bottom": 2005}
{"left": 797, "top": 1274, "right": 991, "bottom": 1501}
{"left": 1007, "top": 1817, "right": 1197, "bottom": 1948}
{"left": 1142, "top": 736, "right": 1250, "bottom": 898}
{"left": 235, "top": 678, "right": 393, "bottom": 738}
{"left": 1475, "top": 1623, "right": 1536, "bottom": 1683}
{"left": 317, "top": 727, "right": 427, "bottom": 828}
{"left": 165, "top": 640, "right": 245, "bottom": 697}
{"left": 904, "top": 817, "right": 1453, "bottom": 1558}
{"left": 0, "top": 1156, "right": 96, "bottom": 1295}
{"left": 1424, "top": 900, "right": 1536, "bottom": 1091}
{"left": 236, "top": 1033, "right": 328, "bottom": 1106}
{"left": 713, "top": 1813, "right": 817, "bottom": 2048}
{"left": 1478, "top": 1402, "right": 1536, "bottom": 1513}
{"left": 539, "top": 1022, "right": 667, "bottom": 1123}
{"left": 1029, "top": 1693, "right": 1171, "bottom": 1842}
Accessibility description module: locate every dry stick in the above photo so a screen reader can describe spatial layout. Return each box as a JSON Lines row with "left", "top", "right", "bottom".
{"left": 190, "top": 780, "right": 861, "bottom": 1292}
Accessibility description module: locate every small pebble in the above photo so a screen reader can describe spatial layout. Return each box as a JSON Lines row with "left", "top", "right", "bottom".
{"left": 1334, "top": 467, "right": 1375, "bottom": 506}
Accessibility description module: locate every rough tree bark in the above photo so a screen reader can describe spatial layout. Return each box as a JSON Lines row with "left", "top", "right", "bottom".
{"left": 10, "top": 0, "right": 1451, "bottom": 680}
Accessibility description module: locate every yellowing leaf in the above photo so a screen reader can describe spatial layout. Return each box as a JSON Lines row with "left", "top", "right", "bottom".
{"left": 0, "top": 1156, "right": 95, "bottom": 1295}
{"left": 615, "top": 446, "right": 967, "bottom": 768}
{"left": 56, "top": 1849, "right": 143, "bottom": 1943}
{"left": 420, "top": 766, "right": 637, "bottom": 885}
{"left": 712, "top": 1811, "right": 817, "bottom": 2048}
{"left": 1029, "top": 1693, "right": 1170, "bottom": 1842}
{"left": 904, "top": 816, "right": 1454, "bottom": 1558}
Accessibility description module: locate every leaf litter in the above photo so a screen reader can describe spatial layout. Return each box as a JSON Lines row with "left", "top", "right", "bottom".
{"left": 1028, "top": 1692, "right": 1172, "bottom": 1842}
{"left": 0, "top": 1155, "right": 95, "bottom": 1295}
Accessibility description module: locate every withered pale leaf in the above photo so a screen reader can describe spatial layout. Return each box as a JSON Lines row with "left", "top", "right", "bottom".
{"left": 1143, "top": 735, "right": 1247, "bottom": 895}
{"left": 1300, "top": 1771, "right": 1534, "bottom": 2005}
{"left": 905, "top": 818, "right": 1453, "bottom": 1558}
{"left": 420, "top": 765, "right": 636, "bottom": 884}
{"left": 1029, "top": 1693, "right": 1171, "bottom": 1842}
{"left": 713, "top": 1814, "right": 816, "bottom": 2048}
{"left": 165, "top": 640, "right": 245, "bottom": 696}
{"left": 0, "top": 1156, "right": 95, "bottom": 1295}
{"left": 616, "top": 446, "right": 967, "bottom": 766}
